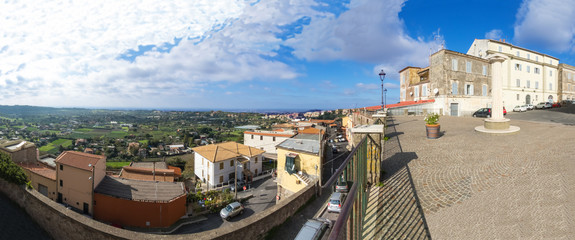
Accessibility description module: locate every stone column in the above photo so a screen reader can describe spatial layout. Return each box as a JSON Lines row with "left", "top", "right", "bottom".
{"left": 490, "top": 55, "right": 506, "bottom": 120}
{"left": 475, "top": 53, "right": 520, "bottom": 134}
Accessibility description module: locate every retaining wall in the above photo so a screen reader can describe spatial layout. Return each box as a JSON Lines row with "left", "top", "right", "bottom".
{"left": 0, "top": 177, "right": 318, "bottom": 240}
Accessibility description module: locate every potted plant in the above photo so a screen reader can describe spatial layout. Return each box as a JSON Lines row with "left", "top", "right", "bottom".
{"left": 424, "top": 113, "right": 440, "bottom": 139}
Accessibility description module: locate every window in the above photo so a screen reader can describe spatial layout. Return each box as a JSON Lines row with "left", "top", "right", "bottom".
{"left": 550, "top": 60, "right": 552, "bottom": 64}
{"left": 207, "top": 175, "right": 210, "bottom": 182}
{"left": 516, "top": 79, "right": 521, "bottom": 87}
{"left": 285, "top": 156, "right": 296, "bottom": 174}
{"left": 536, "top": 56, "right": 539, "bottom": 61}
{"left": 414, "top": 86, "right": 419, "bottom": 98}
{"left": 219, "top": 162, "right": 224, "bottom": 170}
{"left": 527, "top": 53, "right": 530, "bottom": 59}
{"left": 402, "top": 90, "right": 406, "bottom": 100}
{"left": 466, "top": 61, "right": 472, "bottom": 73}
{"left": 535, "top": 81, "right": 539, "bottom": 89}
{"left": 569, "top": 73, "right": 572, "bottom": 80}
{"left": 527, "top": 80, "right": 530, "bottom": 88}
{"left": 516, "top": 51, "right": 520, "bottom": 57}
{"left": 498, "top": 46, "right": 502, "bottom": 52}
{"left": 230, "top": 160, "right": 234, "bottom": 167}
{"left": 550, "top": 70, "right": 553, "bottom": 77}
{"left": 273, "top": 137, "right": 276, "bottom": 142}
{"left": 517, "top": 94, "right": 520, "bottom": 100}
{"left": 260, "top": 136, "right": 263, "bottom": 140}
{"left": 452, "top": 59, "right": 458, "bottom": 71}
{"left": 255, "top": 157, "right": 258, "bottom": 164}
{"left": 515, "top": 64, "right": 522, "bottom": 71}
{"left": 452, "top": 82, "right": 458, "bottom": 95}
{"left": 251, "top": 135, "right": 254, "bottom": 139}
{"left": 535, "top": 68, "right": 540, "bottom": 74}
{"left": 482, "top": 85, "right": 487, "bottom": 96}
{"left": 59, "top": 180, "right": 63, "bottom": 187}
{"left": 60, "top": 164, "right": 63, "bottom": 171}
{"left": 465, "top": 84, "right": 474, "bottom": 96}
{"left": 482, "top": 65, "right": 487, "bottom": 76}
{"left": 526, "top": 66, "right": 530, "bottom": 73}
{"left": 549, "top": 83, "right": 553, "bottom": 90}
{"left": 219, "top": 176, "right": 224, "bottom": 183}
{"left": 422, "top": 84, "right": 428, "bottom": 97}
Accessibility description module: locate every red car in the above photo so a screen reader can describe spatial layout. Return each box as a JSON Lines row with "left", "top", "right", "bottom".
{"left": 552, "top": 102, "right": 561, "bottom": 108}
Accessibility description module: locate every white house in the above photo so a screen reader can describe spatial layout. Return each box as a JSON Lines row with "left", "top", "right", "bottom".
{"left": 467, "top": 39, "right": 559, "bottom": 108}
{"left": 192, "top": 142, "right": 265, "bottom": 188}
{"left": 243, "top": 130, "right": 296, "bottom": 154}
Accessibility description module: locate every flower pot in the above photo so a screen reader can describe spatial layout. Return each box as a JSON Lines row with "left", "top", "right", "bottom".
{"left": 425, "top": 124, "right": 440, "bottom": 139}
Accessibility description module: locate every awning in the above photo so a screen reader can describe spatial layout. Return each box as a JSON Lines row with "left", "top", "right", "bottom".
{"left": 286, "top": 153, "right": 298, "bottom": 158}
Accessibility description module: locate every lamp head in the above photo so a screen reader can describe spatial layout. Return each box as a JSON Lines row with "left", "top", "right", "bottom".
{"left": 379, "top": 69, "right": 386, "bottom": 81}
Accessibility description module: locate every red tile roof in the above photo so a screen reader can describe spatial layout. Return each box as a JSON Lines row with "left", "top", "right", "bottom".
{"left": 18, "top": 162, "right": 56, "bottom": 180}
{"left": 364, "top": 99, "right": 435, "bottom": 110}
{"left": 55, "top": 151, "right": 106, "bottom": 171}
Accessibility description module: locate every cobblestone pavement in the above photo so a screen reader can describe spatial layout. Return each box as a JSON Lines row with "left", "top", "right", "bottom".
{"left": 389, "top": 115, "right": 575, "bottom": 239}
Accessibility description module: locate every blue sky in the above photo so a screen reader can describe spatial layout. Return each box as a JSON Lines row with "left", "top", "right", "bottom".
{"left": 1, "top": 0, "right": 574, "bottom": 110}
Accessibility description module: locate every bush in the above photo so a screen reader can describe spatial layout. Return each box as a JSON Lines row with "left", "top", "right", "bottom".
{"left": 0, "top": 152, "right": 28, "bottom": 185}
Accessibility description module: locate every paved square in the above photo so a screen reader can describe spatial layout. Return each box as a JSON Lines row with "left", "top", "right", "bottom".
{"left": 388, "top": 115, "right": 575, "bottom": 239}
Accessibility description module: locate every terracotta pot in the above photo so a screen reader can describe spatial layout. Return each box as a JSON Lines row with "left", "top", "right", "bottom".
{"left": 425, "top": 124, "right": 440, "bottom": 139}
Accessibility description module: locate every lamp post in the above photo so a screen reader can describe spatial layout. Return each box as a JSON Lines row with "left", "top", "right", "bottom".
{"left": 379, "top": 69, "right": 386, "bottom": 111}
{"left": 384, "top": 88, "right": 387, "bottom": 109}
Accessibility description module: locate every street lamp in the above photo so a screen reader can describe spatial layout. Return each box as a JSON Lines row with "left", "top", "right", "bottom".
{"left": 384, "top": 88, "right": 387, "bottom": 109}
{"left": 379, "top": 69, "right": 386, "bottom": 110}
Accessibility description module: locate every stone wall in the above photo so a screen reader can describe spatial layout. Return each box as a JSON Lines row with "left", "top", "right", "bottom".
{"left": 0, "top": 177, "right": 319, "bottom": 240}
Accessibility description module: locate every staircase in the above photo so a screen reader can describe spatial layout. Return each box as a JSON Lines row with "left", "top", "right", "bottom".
{"left": 294, "top": 171, "right": 313, "bottom": 185}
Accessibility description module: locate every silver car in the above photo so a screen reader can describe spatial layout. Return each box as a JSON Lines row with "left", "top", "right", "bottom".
{"left": 220, "top": 202, "right": 244, "bottom": 220}
{"left": 295, "top": 218, "right": 332, "bottom": 240}
{"left": 327, "top": 192, "right": 344, "bottom": 213}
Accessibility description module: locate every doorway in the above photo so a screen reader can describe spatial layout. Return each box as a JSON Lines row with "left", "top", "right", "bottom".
{"left": 450, "top": 103, "right": 459, "bottom": 116}
{"left": 526, "top": 95, "right": 531, "bottom": 104}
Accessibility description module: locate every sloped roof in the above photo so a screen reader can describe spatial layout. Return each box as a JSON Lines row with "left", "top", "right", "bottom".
{"left": 55, "top": 151, "right": 106, "bottom": 171}
{"left": 364, "top": 99, "right": 436, "bottom": 110}
{"left": 192, "top": 142, "right": 265, "bottom": 163}
{"left": 95, "top": 176, "right": 185, "bottom": 202}
{"left": 298, "top": 128, "right": 324, "bottom": 135}
{"left": 277, "top": 138, "right": 320, "bottom": 155}
{"left": 18, "top": 162, "right": 56, "bottom": 180}
{"left": 120, "top": 166, "right": 174, "bottom": 182}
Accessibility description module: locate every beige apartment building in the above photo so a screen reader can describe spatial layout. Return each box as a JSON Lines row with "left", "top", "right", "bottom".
{"left": 558, "top": 63, "right": 575, "bottom": 101}
{"left": 56, "top": 151, "right": 106, "bottom": 215}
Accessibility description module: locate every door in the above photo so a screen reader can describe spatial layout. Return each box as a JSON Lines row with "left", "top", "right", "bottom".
{"left": 450, "top": 103, "right": 459, "bottom": 116}
{"left": 83, "top": 202, "right": 89, "bottom": 214}
{"left": 57, "top": 193, "right": 62, "bottom": 203}
{"left": 526, "top": 95, "right": 531, "bottom": 104}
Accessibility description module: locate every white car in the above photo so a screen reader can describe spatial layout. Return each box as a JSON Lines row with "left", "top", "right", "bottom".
{"left": 525, "top": 104, "right": 534, "bottom": 110}
{"left": 513, "top": 105, "right": 527, "bottom": 112}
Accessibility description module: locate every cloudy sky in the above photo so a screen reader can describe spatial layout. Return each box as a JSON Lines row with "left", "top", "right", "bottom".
{"left": 1, "top": 0, "right": 574, "bottom": 111}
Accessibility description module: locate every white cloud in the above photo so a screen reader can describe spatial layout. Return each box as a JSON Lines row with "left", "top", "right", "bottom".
{"left": 513, "top": 0, "right": 575, "bottom": 52}
{"left": 356, "top": 83, "right": 379, "bottom": 90}
{"left": 485, "top": 29, "right": 504, "bottom": 40}
{"left": 286, "top": 0, "right": 442, "bottom": 68}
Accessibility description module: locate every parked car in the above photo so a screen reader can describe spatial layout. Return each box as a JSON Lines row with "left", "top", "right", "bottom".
{"left": 220, "top": 202, "right": 244, "bottom": 220}
{"left": 327, "top": 192, "right": 345, "bottom": 213}
{"left": 229, "top": 180, "right": 246, "bottom": 192}
{"left": 535, "top": 102, "right": 546, "bottom": 109}
{"left": 294, "top": 218, "right": 332, "bottom": 240}
{"left": 525, "top": 104, "right": 534, "bottom": 110}
{"left": 335, "top": 176, "right": 348, "bottom": 193}
{"left": 513, "top": 105, "right": 527, "bottom": 112}
{"left": 552, "top": 102, "right": 561, "bottom": 108}
{"left": 472, "top": 107, "right": 507, "bottom": 118}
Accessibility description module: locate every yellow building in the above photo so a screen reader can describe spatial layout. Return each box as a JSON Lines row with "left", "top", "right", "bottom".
{"left": 276, "top": 138, "right": 322, "bottom": 198}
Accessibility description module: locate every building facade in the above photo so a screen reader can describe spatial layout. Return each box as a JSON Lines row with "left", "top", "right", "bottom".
{"left": 558, "top": 63, "right": 575, "bottom": 101}
{"left": 276, "top": 138, "right": 322, "bottom": 198}
{"left": 193, "top": 142, "right": 264, "bottom": 188}
{"left": 467, "top": 39, "right": 559, "bottom": 108}
{"left": 0, "top": 140, "right": 38, "bottom": 163}
{"left": 55, "top": 151, "right": 106, "bottom": 215}
{"left": 243, "top": 130, "right": 296, "bottom": 154}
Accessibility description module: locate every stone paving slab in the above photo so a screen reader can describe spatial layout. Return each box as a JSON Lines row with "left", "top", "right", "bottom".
{"left": 390, "top": 115, "right": 575, "bottom": 239}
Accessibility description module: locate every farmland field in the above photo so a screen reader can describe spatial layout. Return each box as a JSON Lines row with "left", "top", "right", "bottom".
{"left": 39, "top": 139, "right": 73, "bottom": 154}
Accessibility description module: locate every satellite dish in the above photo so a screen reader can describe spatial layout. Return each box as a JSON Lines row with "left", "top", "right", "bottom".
{"left": 433, "top": 88, "right": 439, "bottom": 94}
{"left": 410, "top": 92, "right": 413, "bottom": 96}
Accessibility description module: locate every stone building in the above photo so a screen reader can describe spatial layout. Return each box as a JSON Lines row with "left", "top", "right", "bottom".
{"left": 558, "top": 63, "right": 575, "bottom": 101}
{"left": 400, "top": 49, "right": 492, "bottom": 116}
{"left": 0, "top": 140, "right": 38, "bottom": 163}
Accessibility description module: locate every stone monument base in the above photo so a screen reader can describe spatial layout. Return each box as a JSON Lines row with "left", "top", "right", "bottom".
{"left": 475, "top": 118, "right": 520, "bottom": 135}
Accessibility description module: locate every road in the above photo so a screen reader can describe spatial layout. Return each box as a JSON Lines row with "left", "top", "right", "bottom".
{"left": 505, "top": 103, "right": 575, "bottom": 125}
{"left": 172, "top": 176, "right": 277, "bottom": 234}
